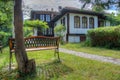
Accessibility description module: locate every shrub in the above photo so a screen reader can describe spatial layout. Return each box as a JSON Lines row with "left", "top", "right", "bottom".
{"left": 23, "top": 27, "right": 33, "bottom": 37}
{"left": 88, "top": 26, "right": 120, "bottom": 49}
{"left": 0, "top": 31, "right": 11, "bottom": 46}
{"left": 24, "top": 20, "right": 48, "bottom": 29}
{"left": 24, "top": 20, "right": 49, "bottom": 37}
{"left": 54, "top": 24, "right": 66, "bottom": 44}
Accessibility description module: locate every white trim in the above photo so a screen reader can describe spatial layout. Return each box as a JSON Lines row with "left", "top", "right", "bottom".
{"left": 87, "top": 16, "right": 89, "bottom": 29}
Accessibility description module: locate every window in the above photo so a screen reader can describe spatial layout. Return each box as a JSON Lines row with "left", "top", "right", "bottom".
{"left": 63, "top": 17, "right": 65, "bottom": 26}
{"left": 34, "top": 14, "right": 36, "bottom": 19}
{"left": 82, "top": 16, "right": 87, "bottom": 28}
{"left": 74, "top": 16, "right": 80, "bottom": 28}
{"left": 36, "top": 14, "right": 40, "bottom": 19}
{"left": 61, "top": 17, "right": 66, "bottom": 26}
{"left": 99, "top": 20, "right": 104, "bottom": 27}
{"left": 48, "top": 28, "right": 52, "bottom": 35}
{"left": 46, "top": 14, "right": 50, "bottom": 22}
{"left": 43, "top": 29, "right": 47, "bottom": 35}
{"left": 40, "top": 14, "right": 45, "bottom": 21}
{"left": 89, "top": 17, "right": 94, "bottom": 28}
{"left": 61, "top": 19, "right": 62, "bottom": 24}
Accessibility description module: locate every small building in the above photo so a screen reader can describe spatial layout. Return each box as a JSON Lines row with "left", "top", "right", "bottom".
{"left": 51, "top": 7, "right": 110, "bottom": 42}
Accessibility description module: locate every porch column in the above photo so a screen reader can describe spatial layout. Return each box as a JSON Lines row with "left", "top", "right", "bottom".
{"left": 94, "top": 17, "right": 98, "bottom": 28}
{"left": 87, "top": 16, "right": 89, "bottom": 29}
{"left": 80, "top": 16, "right": 82, "bottom": 28}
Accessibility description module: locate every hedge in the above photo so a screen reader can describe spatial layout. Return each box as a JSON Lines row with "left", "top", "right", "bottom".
{"left": 88, "top": 26, "right": 120, "bottom": 48}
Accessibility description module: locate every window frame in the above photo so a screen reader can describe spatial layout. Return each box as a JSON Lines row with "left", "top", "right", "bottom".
{"left": 63, "top": 17, "right": 65, "bottom": 26}
{"left": 60, "top": 17, "right": 66, "bottom": 26}
{"left": 82, "top": 16, "right": 87, "bottom": 28}
{"left": 46, "top": 14, "right": 51, "bottom": 22}
{"left": 40, "top": 14, "right": 45, "bottom": 21}
{"left": 89, "top": 17, "right": 94, "bottom": 28}
{"left": 74, "top": 16, "right": 80, "bottom": 28}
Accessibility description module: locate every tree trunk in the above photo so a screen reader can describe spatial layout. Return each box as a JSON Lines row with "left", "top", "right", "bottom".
{"left": 14, "top": 0, "right": 36, "bottom": 73}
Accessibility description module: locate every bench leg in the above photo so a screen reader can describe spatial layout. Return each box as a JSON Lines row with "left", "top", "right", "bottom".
{"left": 54, "top": 49, "right": 58, "bottom": 57}
{"left": 57, "top": 51, "right": 60, "bottom": 61}
{"left": 54, "top": 49, "right": 56, "bottom": 57}
{"left": 0, "top": 48, "right": 2, "bottom": 53}
{"left": 55, "top": 49, "right": 60, "bottom": 61}
{"left": 9, "top": 52, "right": 12, "bottom": 70}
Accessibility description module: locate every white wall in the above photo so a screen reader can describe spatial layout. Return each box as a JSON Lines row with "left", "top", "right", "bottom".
{"left": 55, "top": 14, "right": 68, "bottom": 41}
{"left": 68, "top": 36, "right": 80, "bottom": 42}
{"left": 105, "top": 21, "right": 110, "bottom": 26}
{"left": 69, "top": 13, "right": 98, "bottom": 34}
{"left": 54, "top": 12, "right": 110, "bottom": 42}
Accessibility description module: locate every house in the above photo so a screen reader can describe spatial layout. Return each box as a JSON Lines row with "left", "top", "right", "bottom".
{"left": 51, "top": 7, "right": 110, "bottom": 42}
{"left": 30, "top": 7, "right": 110, "bottom": 42}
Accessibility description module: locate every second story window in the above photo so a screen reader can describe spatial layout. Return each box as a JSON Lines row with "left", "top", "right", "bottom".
{"left": 40, "top": 14, "right": 45, "bottom": 21}
{"left": 46, "top": 14, "right": 50, "bottom": 22}
{"left": 82, "top": 16, "right": 87, "bottom": 28}
{"left": 36, "top": 14, "right": 40, "bottom": 20}
{"left": 74, "top": 16, "right": 80, "bottom": 28}
{"left": 89, "top": 17, "right": 94, "bottom": 28}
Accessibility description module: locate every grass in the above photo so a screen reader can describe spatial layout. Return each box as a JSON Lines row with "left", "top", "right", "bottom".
{"left": 61, "top": 43, "right": 120, "bottom": 59}
{"left": 0, "top": 47, "right": 120, "bottom": 80}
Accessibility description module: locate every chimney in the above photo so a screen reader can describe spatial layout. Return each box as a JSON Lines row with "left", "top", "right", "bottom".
{"left": 58, "top": 6, "right": 62, "bottom": 11}
{"left": 51, "top": 8, "right": 54, "bottom": 11}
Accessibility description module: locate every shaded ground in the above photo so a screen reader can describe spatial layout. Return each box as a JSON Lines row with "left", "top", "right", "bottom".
{"left": 0, "top": 60, "right": 73, "bottom": 80}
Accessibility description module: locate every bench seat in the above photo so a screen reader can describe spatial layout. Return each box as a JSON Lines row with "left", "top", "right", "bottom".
{"left": 11, "top": 46, "right": 58, "bottom": 53}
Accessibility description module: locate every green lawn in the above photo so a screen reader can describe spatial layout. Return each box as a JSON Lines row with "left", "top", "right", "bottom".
{"left": 61, "top": 43, "right": 120, "bottom": 59}
{"left": 0, "top": 47, "right": 120, "bottom": 80}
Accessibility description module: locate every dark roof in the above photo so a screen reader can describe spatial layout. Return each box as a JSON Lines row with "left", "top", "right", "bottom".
{"left": 51, "top": 7, "right": 107, "bottom": 22}
{"left": 31, "top": 10, "right": 58, "bottom": 14}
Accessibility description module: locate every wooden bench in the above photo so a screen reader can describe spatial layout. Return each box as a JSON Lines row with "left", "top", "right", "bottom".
{"left": 9, "top": 36, "right": 60, "bottom": 69}
{"left": 0, "top": 41, "right": 2, "bottom": 53}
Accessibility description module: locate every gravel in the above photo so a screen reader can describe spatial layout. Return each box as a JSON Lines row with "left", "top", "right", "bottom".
{"left": 60, "top": 48, "right": 120, "bottom": 65}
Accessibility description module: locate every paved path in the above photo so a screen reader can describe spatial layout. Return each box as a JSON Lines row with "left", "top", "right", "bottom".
{"left": 60, "top": 48, "right": 120, "bottom": 65}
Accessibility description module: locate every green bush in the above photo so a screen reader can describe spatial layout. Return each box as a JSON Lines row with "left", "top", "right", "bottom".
{"left": 54, "top": 24, "right": 66, "bottom": 44}
{"left": 24, "top": 20, "right": 49, "bottom": 37}
{"left": 0, "top": 31, "right": 11, "bottom": 46}
{"left": 23, "top": 27, "right": 33, "bottom": 37}
{"left": 88, "top": 26, "right": 120, "bottom": 49}
{"left": 24, "top": 20, "right": 49, "bottom": 29}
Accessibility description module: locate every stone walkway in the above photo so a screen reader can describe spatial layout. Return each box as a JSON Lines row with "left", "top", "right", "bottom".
{"left": 60, "top": 48, "right": 120, "bottom": 65}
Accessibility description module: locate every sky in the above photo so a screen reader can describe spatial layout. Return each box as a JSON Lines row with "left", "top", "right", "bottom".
{"left": 106, "top": 4, "right": 119, "bottom": 15}
{"left": 22, "top": 0, "right": 119, "bottom": 19}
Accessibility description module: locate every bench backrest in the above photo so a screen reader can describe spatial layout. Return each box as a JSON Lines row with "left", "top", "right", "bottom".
{"left": 9, "top": 36, "right": 60, "bottom": 51}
